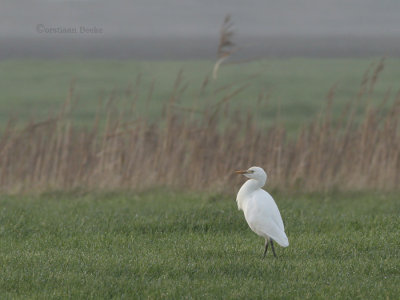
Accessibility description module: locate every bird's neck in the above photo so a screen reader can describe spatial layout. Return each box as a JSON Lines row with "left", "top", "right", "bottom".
{"left": 237, "top": 179, "right": 265, "bottom": 210}
{"left": 243, "top": 179, "right": 265, "bottom": 192}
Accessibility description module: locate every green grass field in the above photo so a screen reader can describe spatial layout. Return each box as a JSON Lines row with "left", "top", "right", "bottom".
{"left": 1, "top": 191, "right": 399, "bottom": 299}
{"left": 1, "top": 57, "right": 399, "bottom": 298}
{"left": 1, "top": 58, "right": 400, "bottom": 130}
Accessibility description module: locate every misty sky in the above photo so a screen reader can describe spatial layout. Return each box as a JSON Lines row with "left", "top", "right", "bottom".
{"left": 1, "top": 0, "right": 400, "bottom": 38}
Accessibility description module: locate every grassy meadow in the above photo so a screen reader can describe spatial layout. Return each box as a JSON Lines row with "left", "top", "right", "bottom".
{"left": 0, "top": 57, "right": 399, "bottom": 298}
{"left": 0, "top": 191, "right": 399, "bottom": 299}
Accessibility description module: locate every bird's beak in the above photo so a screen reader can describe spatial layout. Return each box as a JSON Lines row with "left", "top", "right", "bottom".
{"left": 235, "top": 170, "right": 249, "bottom": 175}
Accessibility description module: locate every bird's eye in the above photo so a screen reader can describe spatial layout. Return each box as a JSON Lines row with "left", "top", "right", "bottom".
{"left": 249, "top": 170, "right": 255, "bottom": 173}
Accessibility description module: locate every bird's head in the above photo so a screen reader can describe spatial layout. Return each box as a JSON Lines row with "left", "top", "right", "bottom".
{"left": 235, "top": 166, "right": 267, "bottom": 183}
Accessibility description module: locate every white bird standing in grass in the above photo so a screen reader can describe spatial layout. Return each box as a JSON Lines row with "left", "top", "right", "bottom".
{"left": 235, "top": 166, "right": 289, "bottom": 258}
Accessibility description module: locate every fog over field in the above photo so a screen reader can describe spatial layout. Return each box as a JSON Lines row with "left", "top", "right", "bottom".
{"left": 1, "top": 0, "right": 400, "bottom": 59}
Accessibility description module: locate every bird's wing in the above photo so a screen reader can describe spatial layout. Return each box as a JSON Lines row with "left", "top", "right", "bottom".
{"left": 262, "top": 190, "right": 285, "bottom": 231}
{"left": 246, "top": 190, "right": 289, "bottom": 247}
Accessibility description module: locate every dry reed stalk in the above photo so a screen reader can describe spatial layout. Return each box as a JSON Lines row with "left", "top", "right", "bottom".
{"left": 213, "top": 14, "right": 234, "bottom": 80}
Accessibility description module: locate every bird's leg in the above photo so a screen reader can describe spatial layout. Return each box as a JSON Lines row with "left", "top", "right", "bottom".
{"left": 270, "top": 239, "right": 277, "bottom": 258}
{"left": 263, "top": 239, "right": 269, "bottom": 259}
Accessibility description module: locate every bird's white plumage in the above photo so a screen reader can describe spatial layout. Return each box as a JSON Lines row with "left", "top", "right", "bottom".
{"left": 236, "top": 166, "right": 289, "bottom": 247}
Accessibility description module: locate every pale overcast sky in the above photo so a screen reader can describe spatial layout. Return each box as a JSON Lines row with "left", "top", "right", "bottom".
{"left": 1, "top": 0, "right": 400, "bottom": 38}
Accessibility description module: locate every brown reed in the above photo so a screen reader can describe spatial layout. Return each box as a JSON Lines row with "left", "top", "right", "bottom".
{"left": 0, "top": 62, "right": 399, "bottom": 194}
{"left": 213, "top": 14, "right": 235, "bottom": 79}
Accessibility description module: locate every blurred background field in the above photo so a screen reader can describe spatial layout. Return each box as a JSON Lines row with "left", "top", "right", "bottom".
{"left": 1, "top": 58, "right": 399, "bottom": 131}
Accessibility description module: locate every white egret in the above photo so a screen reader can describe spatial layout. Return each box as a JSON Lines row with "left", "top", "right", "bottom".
{"left": 235, "top": 166, "right": 289, "bottom": 258}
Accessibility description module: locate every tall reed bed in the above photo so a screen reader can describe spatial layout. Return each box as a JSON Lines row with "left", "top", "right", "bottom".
{"left": 0, "top": 60, "right": 398, "bottom": 193}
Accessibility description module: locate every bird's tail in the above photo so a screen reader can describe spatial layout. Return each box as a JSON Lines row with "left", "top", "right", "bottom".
{"left": 274, "top": 232, "right": 289, "bottom": 247}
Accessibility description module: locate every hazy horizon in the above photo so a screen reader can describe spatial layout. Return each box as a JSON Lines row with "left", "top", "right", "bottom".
{"left": 2, "top": 0, "right": 400, "bottom": 38}
{"left": 1, "top": 0, "right": 400, "bottom": 59}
